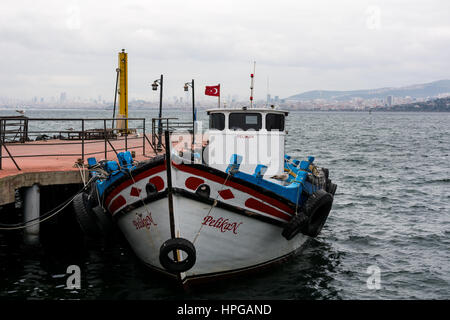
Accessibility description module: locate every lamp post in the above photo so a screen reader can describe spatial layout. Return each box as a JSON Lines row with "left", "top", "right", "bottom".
{"left": 184, "top": 79, "right": 195, "bottom": 163}
{"left": 152, "top": 74, "right": 163, "bottom": 151}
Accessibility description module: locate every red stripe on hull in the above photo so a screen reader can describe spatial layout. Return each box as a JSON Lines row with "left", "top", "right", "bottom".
{"left": 109, "top": 195, "right": 126, "bottom": 213}
{"left": 104, "top": 164, "right": 166, "bottom": 208}
{"left": 173, "top": 163, "right": 294, "bottom": 215}
{"left": 218, "top": 189, "right": 235, "bottom": 200}
{"left": 149, "top": 176, "right": 165, "bottom": 191}
{"left": 185, "top": 176, "right": 205, "bottom": 190}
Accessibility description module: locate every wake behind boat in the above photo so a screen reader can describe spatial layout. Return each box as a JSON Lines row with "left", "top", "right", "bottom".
{"left": 73, "top": 106, "right": 337, "bottom": 286}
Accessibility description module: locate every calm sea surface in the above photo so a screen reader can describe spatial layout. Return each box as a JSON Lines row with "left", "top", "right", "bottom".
{"left": 0, "top": 107, "right": 449, "bottom": 299}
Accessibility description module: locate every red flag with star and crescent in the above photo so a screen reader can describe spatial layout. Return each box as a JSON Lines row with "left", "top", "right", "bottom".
{"left": 205, "top": 84, "right": 220, "bottom": 97}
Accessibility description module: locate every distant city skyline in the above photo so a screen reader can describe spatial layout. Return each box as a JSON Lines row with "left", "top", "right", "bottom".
{"left": 1, "top": 1, "right": 449, "bottom": 101}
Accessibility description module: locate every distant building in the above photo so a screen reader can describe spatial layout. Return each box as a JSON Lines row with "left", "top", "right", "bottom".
{"left": 60, "top": 92, "right": 67, "bottom": 103}
{"left": 386, "top": 95, "right": 393, "bottom": 107}
{"left": 266, "top": 94, "right": 271, "bottom": 104}
{"left": 274, "top": 96, "right": 279, "bottom": 103}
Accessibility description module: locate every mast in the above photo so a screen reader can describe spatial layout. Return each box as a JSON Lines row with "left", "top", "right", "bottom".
{"left": 250, "top": 61, "right": 255, "bottom": 108}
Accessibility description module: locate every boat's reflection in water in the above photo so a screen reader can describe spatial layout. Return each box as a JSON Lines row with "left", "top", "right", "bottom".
{"left": 0, "top": 225, "right": 342, "bottom": 299}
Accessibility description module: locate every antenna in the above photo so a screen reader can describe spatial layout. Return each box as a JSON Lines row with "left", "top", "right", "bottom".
{"left": 250, "top": 61, "right": 256, "bottom": 108}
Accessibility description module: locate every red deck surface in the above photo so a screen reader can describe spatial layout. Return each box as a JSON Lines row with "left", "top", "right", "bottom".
{"left": 0, "top": 134, "right": 157, "bottom": 180}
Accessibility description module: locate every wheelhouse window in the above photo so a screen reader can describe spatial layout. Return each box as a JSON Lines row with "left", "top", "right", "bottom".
{"left": 266, "top": 113, "right": 285, "bottom": 131}
{"left": 209, "top": 113, "right": 225, "bottom": 130}
{"left": 229, "top": 113, "right": 262, "bottom": 131}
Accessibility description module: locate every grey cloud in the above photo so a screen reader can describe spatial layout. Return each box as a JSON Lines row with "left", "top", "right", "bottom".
{"left": 0, "top": 0, "right": 449, "bottom": 100}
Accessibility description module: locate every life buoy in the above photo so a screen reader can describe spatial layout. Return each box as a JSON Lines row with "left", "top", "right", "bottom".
{"left": 72, "top": 192, "right": 101, "bottom": 238}
{"left": 303, "top": 189, "right": 333, "bottom": 237}
{"left": 159, "top": 238, "right": 196, "bottom": 273}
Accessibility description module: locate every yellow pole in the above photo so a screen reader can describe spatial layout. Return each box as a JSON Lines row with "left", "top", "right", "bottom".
{"left": 117, "top": 49, "right": 128, "bottom": 131}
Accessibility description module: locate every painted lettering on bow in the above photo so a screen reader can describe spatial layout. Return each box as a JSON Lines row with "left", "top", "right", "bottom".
{"left": 237, "top": 134, "right": 254, "bottom": 139}
{"left": 202, "top": 215, "right": 242, "bottom": 234}
{"left": 133, "top": 213, "right": 157, "bottom": 230}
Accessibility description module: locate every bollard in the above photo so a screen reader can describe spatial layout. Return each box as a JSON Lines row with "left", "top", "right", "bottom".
{"left": 23, "top": 184, "right": 40, "bottom": 245}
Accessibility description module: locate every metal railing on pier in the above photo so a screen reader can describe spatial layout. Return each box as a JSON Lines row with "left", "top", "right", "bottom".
{"left": 151, "top": 117, "right": 193, "bottom": 150}
{"left": 0, "top": 117, "right": 158, "bottom": 171}
{"left": 0, "top": 116, "right": 29, "bottom": 143}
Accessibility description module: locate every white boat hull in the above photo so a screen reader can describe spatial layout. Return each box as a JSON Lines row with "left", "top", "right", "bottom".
{"left": 102, "top": 157, "right": 310, "bottom": 285}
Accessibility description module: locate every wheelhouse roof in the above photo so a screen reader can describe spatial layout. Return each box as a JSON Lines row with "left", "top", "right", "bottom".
{"left": 206, "top": 107, "right": 288, "bottom": 116}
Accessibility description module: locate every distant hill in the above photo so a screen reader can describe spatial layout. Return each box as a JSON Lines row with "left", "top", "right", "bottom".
{"left": 287, "top": 80, "right": 450, "bottom": 101}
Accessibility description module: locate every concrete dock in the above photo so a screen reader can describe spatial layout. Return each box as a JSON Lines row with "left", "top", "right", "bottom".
{"left": 0, "top": 134, "right": 158, "bottom": 205}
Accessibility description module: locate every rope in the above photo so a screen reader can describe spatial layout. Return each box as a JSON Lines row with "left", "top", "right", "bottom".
{"left": 95, "top": 184, "right": 103, "bottom": 211}
{"left": 75, "top": 163, "right": 87, "bottom": 186}
{"left": 294, "top": 182, "right": 301, "bottom": 216}
{"left": 192, "top": 172, "right": 232, "bottom": 245}
{"left": 0, "top": 176, "right": 95, "bottom": 230}
{"left": 126, "top": 167, "right": 150, "bottom": 212}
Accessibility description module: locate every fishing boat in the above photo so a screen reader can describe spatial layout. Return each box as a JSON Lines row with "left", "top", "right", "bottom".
{"left": 73, "top": 106, "right": 337, "bottom": 286}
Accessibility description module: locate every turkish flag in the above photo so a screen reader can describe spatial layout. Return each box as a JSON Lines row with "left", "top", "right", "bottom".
{"left": 205, "top": 85, "right": 220, "bottom": 97}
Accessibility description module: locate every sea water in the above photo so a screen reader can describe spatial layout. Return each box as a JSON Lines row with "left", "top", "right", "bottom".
{"left": 0, "top": 108, "right": 449, "bottom": 299}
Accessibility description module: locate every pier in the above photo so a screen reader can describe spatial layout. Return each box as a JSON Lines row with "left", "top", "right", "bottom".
{"left": 0, "top": 114, "right": 197, "bottom": 248}
{"left": 0, "top": 117, "right": 160, "bottom": 206}
{"left": 0, "top": 49, "right": 196, "bottom": 246}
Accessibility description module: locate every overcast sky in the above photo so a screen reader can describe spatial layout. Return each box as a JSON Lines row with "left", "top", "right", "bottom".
{"left": 1, "top": 0, "right": 449, "bottom": 102}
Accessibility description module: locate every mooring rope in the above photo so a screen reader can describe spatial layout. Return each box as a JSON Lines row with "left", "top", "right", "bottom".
{"left": 295, "top": 182, "right": 301, "bottom": 216}
{"left": 192, "top": 172, "right": 232, "bottom": 245}
{"left": 0, "top": 176, "right": 95, "bottom": 231}
{"left": 75, "top": 163, "right": 87, "bottom": 186}
{"left": 126, "top": 167, "right": 152, "bottom": 215}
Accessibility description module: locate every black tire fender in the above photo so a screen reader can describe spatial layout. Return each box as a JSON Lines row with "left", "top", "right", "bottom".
{"left": 303, "top": 189, "right": 333, "bottom": 237}
{"left": 92, "top": 205, "right": 115, "bottom": 239}
{"left": 159, "top": 238, "right": 196, "bottom": 273}
{"left": 327, "top": 182, "right": 337, "bottom": 196}
{"left": 322, "top": 168, "right": 329, "bottom": 180}
{"left": 88, "top": 186, "right": 100, "bottom": 208}
{"left": 282, "top": 212, "right": 309, "bottom": 240}
{"left": 196, "top": 184, "right": 211, "bottom": 198}
{"left": 72, "top": 192, "right": 101, "bottom": 238}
